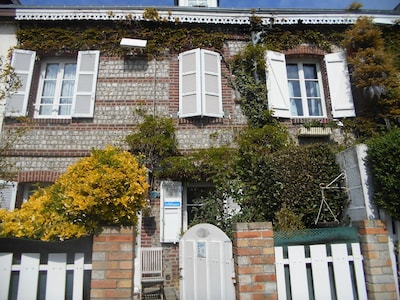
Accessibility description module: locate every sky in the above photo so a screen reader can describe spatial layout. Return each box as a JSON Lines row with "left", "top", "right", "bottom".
{"left": 18, "top": 0, "right": 400, "bottom": 10}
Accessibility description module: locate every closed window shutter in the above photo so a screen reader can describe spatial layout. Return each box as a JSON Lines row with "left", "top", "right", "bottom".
{"left": 72, "top": 50, "right": 100, "bottom": 118}
{"left": 325, "top": 52, "right": 355, "bottom": 118}
{"left": 160, "top": 181, "right": 182, "bottom": 243}
{"left": 0, "top": 181, "right": 17, "bottom": 210}
{"left": 5, "top": 50, "right": 36, "bottom": 117}
{"left": 179, "top": 49, "right": 202, "bottom": 118}
{"left": 265, "top": 50, "right": 291, "bottom": 118}
{"left": 201, "top": 49, "right": 223, "bottom": 118}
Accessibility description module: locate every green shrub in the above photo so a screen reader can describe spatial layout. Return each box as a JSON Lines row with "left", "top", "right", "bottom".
{"left": 367, "top": 129, "right": 400, "bottom": 219}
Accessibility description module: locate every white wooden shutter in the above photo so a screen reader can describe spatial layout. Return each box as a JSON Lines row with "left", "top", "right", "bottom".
{"left": 160, "top": 181, "right": 182, "bottom": 243}
{"left": 179, "top": 49, "right": 202, "bottom": 118}
{"left": 325, "top": 52, "right": 355, "bottom": 118}
{"left": 0, "top": 181, "right": 17, "bottom": 210}
{"left": 201, "top": 49, "right": 223, "bottom": 118}
{"left": 265, "top": 50, "right": 291, "bottom": 118}
{"left": 72, "top": 50, "right": 99, "bottom": 118}
{"left": 5, "top": 49, "right": 36, "bottom": 117}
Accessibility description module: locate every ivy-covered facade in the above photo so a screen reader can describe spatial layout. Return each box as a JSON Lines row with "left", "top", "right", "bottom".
{"left": 1, "top": 2, "right": 399, "bottom": 293}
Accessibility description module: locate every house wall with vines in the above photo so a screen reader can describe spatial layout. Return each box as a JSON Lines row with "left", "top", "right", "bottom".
{"left": 2, "top": 6, "right": 400, "bottom": 292}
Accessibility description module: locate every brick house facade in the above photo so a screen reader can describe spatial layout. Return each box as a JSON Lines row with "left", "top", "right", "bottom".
{"left": 1, "top": 2, "right": 399, "bottom": 295}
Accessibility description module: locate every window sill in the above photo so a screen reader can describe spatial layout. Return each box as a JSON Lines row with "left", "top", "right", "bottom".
{"left": 298, "top": 127, "right": 332, "bottom": 137}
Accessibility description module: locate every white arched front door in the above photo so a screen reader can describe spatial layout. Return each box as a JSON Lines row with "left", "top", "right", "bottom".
{"left": 179, "top": 223, "right": 235, "bottom": 300}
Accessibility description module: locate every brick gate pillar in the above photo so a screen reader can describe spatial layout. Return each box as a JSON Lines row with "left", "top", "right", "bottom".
{"left": 357, "top": 220, "right": 398, "bottom": 300}
{"left": 90, "top": 226, "right": 136, "bottom": 299}
{"left": 232, "top": 222, "right": 277, "bottom": 300}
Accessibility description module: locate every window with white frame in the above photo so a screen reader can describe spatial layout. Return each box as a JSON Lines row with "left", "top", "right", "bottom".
{"left": 177, "top": 0, "right": 218, "bottom": 7}
{"left": 266, "top": 50, "right": 355, "bottom": 119}
{"left": 5, "top": 49, "right": 100, "bottom": 119}
{"left": 178, "top": 48, "right": 223, "bottom": 118}
{"left": 36, "top": 60, "right": 76, "bottom": 117}
{"left": 286, "top": 61, "right": 325, "bottom": 117}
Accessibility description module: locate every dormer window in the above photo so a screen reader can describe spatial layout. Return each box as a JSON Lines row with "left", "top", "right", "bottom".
{"left": 177, "top": 0, "right": 218, "bottom": 7}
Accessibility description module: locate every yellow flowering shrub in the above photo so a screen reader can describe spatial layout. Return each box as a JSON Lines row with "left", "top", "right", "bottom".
{"left": 0, "top": 146, "right": 149, "bottom": 241}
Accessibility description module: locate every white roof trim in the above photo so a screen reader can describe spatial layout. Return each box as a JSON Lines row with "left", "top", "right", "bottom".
{"left": 15, "top": 8, "right": 399, "bottom": 25}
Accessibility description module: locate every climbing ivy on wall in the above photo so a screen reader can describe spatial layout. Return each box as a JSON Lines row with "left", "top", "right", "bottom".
{"left": 343, "top": 17, "right": 400, "bottom": 138}
{"left": 16, "top": 20, "right": 229, "bottom": 58}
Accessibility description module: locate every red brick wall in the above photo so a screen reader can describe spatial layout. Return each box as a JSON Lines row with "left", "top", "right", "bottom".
{"left": 90, "top": 227, "right": 136, "bottom": 299}
{"left": 232, "top": 222, "right": 278, "bottom": 300}
{"left": 357, "top": 220, "right": 398, "bottom": 300}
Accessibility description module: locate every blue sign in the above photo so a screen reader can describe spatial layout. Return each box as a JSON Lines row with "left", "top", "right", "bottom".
{"left": 164, "top": 201, "right": 181, "bottom": 207}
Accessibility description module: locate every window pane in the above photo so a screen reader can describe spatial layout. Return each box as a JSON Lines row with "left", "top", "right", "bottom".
{"left": 45, "top": 63, "right": 58, "bottom": 79}
{"left": 42, "top": 81, "right": 56, "bottom": 97}
{"left": 308, "top": 99, "right": 323, "bottom": 116}
{"left": 59, "top": 97, "right": 72, "bottom": 116}
{"left": 288, "top": 80, "right": 301, "bottom": 97}
{"left": 290, "top": 98, "right": 303, "bottom": 116}
{"left": 303, "top": 64, "right": 317, "bottom": 79}
{"left": 286, "top": 64, "right": 299, "bottom": 79}
{"left": 61, "top": 80, "right": 74, "bottom": 97}
{"left": 305, "top": 81, "right": 320, "bottom": 97}
{"left": 39, "top": 103, "right": 53, "bottom": 115}
{"left": 64, "top": 63, "right": 76, "bottom": 79}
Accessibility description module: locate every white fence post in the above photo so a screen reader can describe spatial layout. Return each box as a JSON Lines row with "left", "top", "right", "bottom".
{"left": 18, "top": 253, "right": 40, "bottom": 300}
{"left": 275, "top": 243, "right": 367, "bottom": 300}
{"left": 0, "top": 251, "right": 91, "bottom": 299}
{"left": 0, "top": 253, "right": 13, "bottom": 299}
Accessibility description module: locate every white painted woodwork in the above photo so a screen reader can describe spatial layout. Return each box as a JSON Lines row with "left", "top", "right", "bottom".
{"left": 180, "top": 223, "right": 235, "bottom": 300}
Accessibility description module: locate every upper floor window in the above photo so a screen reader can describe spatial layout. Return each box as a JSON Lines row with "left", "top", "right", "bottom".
{"left": 5, "top": 49, "right": 100, "bottom": 119}
{"left": 36, "top": 60, "right": 76, "bottom": 117}
{"left": 287, "top": 61, "right": 325, "bottom": 117}
{"left": 266, "top": 50, "right": 355, "bottom": 119}
{"left": 177, "top": 0, "right": 218, "bottom": 7}
{"left": 178, "top": 48, "right": 223, "bottom": 118}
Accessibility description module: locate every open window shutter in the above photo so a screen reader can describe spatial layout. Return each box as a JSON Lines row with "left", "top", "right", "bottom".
{"left": 178, "top": 49, "right": 202, "bottom": 118}
{"left": 0, "top": 181, "right": 17, "bottom": 210}
{"left": 325, "top": 52, "right": 355, "bottom": 118}
{"left": 72, "top": 50, "right": 99, "bottom": 118}
{"left": 5, "top": 50, "right": 36, "bottom": 117}
{"left": 160, "top": 181, "right": 182, "bottom": 243}
{"left": 265, "top": 50, "right": 291, "bottom": 118}
{"left": 201, "top": 49, "right": 223, "bottom": 118}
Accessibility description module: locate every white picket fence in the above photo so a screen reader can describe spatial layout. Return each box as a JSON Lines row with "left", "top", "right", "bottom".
{"left": 0, "top": 252, "right": 92, "bottom": 300}
{"left": 275, "top": 243, "right": 368, "bottom": 300}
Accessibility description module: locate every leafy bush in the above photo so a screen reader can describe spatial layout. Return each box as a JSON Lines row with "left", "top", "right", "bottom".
{"left": 125, "top": 111, "right": 178, "bottom": 172}
{"left": 0, "top": 146, "right": 149, "bottom": 241}
{"left": 367, "top": 129, "right": 400, "bottom": 220}
{"left": 237, "top": 144, "right": 347, "bottom": 227}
